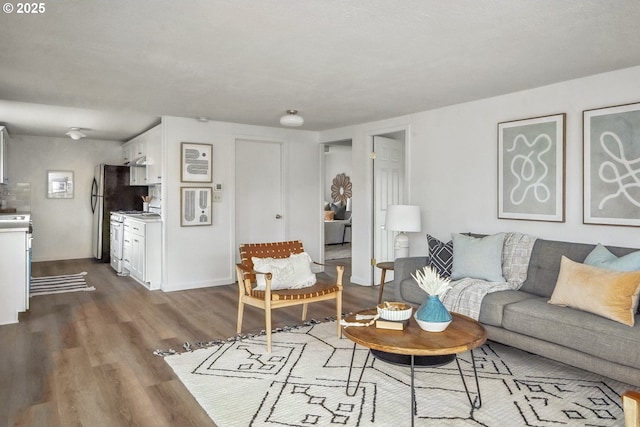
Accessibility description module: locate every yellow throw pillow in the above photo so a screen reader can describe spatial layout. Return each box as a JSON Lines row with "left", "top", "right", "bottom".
{"left": 548, "top": 256, "right": 640, "bottom": 326}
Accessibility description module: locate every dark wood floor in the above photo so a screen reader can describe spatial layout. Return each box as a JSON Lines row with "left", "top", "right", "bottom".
{"left": 0, "top": 257, "right": 388, "bottom": 427}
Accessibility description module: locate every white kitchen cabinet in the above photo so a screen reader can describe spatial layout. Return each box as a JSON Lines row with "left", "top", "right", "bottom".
{"left": 0, "top": 229, "right": 28, "bottom": 325}
{"left": 123, "top": 216, "right": 161, "bottom": 290}
{"left": 144, "top": 126, "right": 162, "bottom": 185}
{"left": 122, "top": 142, "right": 132, "bottom": 165}
{"left": 123, "top": 124, "right": 162, "bottom": 186}
{"left": 0, "top": 126, "right": 9, "bottom": 183}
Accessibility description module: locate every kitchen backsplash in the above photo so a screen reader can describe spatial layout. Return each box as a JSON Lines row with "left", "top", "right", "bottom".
{"left": 0, "top": 182, "right": 31, "bottom": 212}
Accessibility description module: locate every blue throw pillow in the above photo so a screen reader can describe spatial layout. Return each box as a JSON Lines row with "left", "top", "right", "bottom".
{"left": 426, "top": 235, "right": 453, "bottom": 278}
{"left": 451, "top": 233, "right": 506, "bottom": 282}
{"left": 584, "top": 244, "right": 640, "bottom": 272}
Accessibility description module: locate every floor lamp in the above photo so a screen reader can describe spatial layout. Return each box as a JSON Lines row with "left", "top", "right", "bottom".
{"left": 384, "top": 205, "right": 421, "bottom": 259}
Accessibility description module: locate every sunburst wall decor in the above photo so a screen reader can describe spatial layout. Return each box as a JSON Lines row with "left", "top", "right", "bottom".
{"left": 331, "top": 173, "right": 352, "bottom": 205}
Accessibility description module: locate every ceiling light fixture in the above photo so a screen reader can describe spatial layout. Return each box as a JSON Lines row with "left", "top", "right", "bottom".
{"left": 65, "top": 127, "right": 87, "bottom": 140}
{"left": 280, "top": 110, "right": 304, "bottom": 127}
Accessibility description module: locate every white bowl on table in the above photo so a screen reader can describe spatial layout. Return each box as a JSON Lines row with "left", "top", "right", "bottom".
{"left": 377, "top": 302, "right": 412, "bottom": 321}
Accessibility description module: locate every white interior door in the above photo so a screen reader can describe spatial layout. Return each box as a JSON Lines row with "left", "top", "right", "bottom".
{"left": 235, "top": 139, "right": 285, "bottom": 256}
{"left": 373, "top": 135, "right": 405, "bottom": 284}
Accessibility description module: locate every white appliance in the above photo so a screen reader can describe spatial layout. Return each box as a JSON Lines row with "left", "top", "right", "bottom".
{"left": 110, "top": 211, "right": 127, "bottom": 274}
{"left": 91, "top": 164, "right": 148, "bottom": 263}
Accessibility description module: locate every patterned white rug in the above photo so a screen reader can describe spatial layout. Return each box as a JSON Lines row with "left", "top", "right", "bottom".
{"left": 162, "top": 321, "right": 631, "bottom": 426}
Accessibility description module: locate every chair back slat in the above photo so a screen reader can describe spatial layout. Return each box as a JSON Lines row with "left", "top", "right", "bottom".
{"left": 238, "top": 240, "right": 304, "bottom": 281}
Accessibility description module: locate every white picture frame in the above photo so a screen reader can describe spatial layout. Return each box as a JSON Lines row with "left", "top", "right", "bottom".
{"left": 47, "top": 170, "right": 74, "bottom": 199}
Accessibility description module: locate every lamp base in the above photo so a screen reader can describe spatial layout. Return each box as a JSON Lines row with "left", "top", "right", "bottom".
{"left": 393, "top": 232, "right": 409, "bottom": 259}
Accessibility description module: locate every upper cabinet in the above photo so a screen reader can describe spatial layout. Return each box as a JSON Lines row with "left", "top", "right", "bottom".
{"left": 0, "top": 126, "right": 8, "bottom": 184}
{"left": 145, "top": 126, "right": 162, "bottom": 185}
{"left": 123, "top": 125, "right": 162, "bottom": 186}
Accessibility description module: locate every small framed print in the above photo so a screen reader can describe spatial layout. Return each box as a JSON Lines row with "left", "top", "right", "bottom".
{"left": 181, "top": 142, "right": 212, "bottom": 182}
{"left": 47, "top": 170, "right": 74, "bottom": 199}
{"left": 584, "top": 101, "right": 640, "bottom": 226}
{"left": 181, "top": 187, "right": 212, "bottom": 226}
{"left": 498, "top": 114, "right": 565, "bottom": 222}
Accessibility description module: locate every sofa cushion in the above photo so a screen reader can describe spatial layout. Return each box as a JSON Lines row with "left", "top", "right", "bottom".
{"left": 502, "top": 297, "right": 640, "bottom": 370}
{"left": 451, "top": 233, "right": 506, "bottom": 282}
{"left": 520, "top": 239, "right": 596, "bottom": 297}
{"left": 426, "top": 234, "right": 453, "bottom": 278}
{"left": 478, "top": 290, "right": 539, "bottom": 327}
{"left": 584, "top": 243, "right": 640, "bottom": 271}
{"left": 252, "top": 252, "right": 317, "bottom": 290}
{"left": 548, "top": 256, "right": 640, "bottom": 326}
{"left": 521, "top": 238, "right": 640, "bottom": 298}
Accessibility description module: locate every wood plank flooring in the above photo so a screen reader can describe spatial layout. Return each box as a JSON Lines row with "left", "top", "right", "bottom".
{"left": 0, "top": 257, "right": 391, "bottom": 427}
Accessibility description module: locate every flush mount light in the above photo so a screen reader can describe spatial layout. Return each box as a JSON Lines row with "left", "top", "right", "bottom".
{"left": 280, "top": 110, "right": 304, "bottom": 127}
{"left": 65, "top": 127, "right": 87, "bottom": 140}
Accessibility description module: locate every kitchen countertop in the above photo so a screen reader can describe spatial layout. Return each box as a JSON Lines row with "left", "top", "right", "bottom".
{"left": 0, "top": 213, "right": 31, "bottom": 231}
{"left": 123, "top": 213, "right": 162, "bottom": 222}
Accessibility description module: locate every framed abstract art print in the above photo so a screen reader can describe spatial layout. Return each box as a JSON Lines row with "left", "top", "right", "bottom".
{"left": 584, "top": 102, "right": 640, "bottom": 226}
{"left": 498, "top": 114, "right": 565, "bottom": 222}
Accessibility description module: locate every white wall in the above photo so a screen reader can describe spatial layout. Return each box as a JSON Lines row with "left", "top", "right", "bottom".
{"left": 320, "top": 65, "right": 640, "bottom": 286}
{"left": 8, "top": 135, "right": 122, "bottom": 261}
{"left": 161, "top": 117, "right": 320, "bottom": 291}
{"left": 324, "top": 145, "right": 352, "bottom": 202}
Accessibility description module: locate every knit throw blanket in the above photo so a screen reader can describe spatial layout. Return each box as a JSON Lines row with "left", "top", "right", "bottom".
{"left": 442, "top": 232, "right": 537, "bottom": 320}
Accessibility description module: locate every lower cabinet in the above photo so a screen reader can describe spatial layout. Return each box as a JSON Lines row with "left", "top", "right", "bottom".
{"left": 123, "top": 217, "right": 161, "bottom": 290}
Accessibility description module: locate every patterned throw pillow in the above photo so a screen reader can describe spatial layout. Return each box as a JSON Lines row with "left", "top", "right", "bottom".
{"left": 426, "top": 234, "right": 453, "bottom": 278}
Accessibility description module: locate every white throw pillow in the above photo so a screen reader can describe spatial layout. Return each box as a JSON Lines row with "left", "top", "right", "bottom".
{"left": 252, "top": 252, "right": 317, "bottom": 290}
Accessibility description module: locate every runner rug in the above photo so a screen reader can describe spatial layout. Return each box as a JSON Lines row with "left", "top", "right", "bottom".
{"left": 160, "top": 321, "right": 631, "bottom": 426}
{"left": 30, "top": 272, "right": 94, "bottom": 296}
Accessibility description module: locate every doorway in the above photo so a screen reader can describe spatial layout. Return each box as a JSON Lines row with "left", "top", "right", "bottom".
{"left": 322, "top": 140, "right": 353, "bottom": 263}
{"left": 235, "top": 139, "right": 285, "bottom": 260}
{"left": 372, "top": 131, "right": 406, "bottom": 285}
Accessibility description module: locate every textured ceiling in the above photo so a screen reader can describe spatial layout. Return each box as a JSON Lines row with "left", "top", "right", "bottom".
{"left": 1, "top": 0, "right": 640, "bottom": 140}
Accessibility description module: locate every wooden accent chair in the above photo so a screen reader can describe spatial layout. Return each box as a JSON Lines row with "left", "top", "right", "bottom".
{"left": 236, "top": 240, "right": 344, "bottom": 352}
{"left": 623, "top": 390, "right": 640, "bottom": 427}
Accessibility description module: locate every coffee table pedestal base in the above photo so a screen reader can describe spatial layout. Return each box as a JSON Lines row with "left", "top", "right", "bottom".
{"left": 346, "top": 344, "right": 482, "bottom": 427}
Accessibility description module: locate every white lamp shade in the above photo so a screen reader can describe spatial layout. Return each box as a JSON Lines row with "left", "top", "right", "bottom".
{"left": 384, "top": 205, "right": 421, "bottom": 232}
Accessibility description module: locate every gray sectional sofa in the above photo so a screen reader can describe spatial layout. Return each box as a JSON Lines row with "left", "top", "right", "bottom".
{"left": 394, "top": 235, "right": 640, "bottom": 386}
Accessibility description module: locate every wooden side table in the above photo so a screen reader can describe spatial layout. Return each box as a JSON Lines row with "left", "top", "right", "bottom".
{"left": 375, "top": 261, "right": 394, "bottom": 304}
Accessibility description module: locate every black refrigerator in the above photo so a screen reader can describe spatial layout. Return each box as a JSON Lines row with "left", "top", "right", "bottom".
{"left": 91, "top": 164, "right": 148, "bottom": 262}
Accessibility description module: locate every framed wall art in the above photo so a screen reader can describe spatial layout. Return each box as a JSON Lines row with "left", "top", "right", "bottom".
{"left": 584, "top": 101, "right": 640, "bottom": 226}
{"left": 181, "top": 187, "right": 212, "bottom": 226}
{"left": 47, "top": 170, "right": 74, "bottom": 199}
{"left": 498, "top": 113, "right": 565, "bottom": 222}
{"left": 181, "top": 142, "right": 212, "bottom": 182}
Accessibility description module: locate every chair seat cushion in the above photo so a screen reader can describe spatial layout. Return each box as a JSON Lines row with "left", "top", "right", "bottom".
{"left": 251, "top": 282, "right": 341, "bottom": 301}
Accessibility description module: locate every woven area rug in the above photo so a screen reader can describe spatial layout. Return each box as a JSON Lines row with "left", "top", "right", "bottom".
{"left": 162, "top": 321, "right": 631, "bottom": 426}
{"left": 30, "top": 272, "right": 94, "bottom": 296}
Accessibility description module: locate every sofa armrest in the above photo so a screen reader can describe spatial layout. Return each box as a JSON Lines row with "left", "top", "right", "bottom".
{"left": 394, "top": 257, "right": 429, "bottom": 283}
{"left": 393, "top": 256, "right": 429, "bottom": 305}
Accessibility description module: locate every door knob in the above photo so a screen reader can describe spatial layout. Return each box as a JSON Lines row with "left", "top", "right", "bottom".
{"left": 275, "top": 214, "right": 282, "bottom": 219}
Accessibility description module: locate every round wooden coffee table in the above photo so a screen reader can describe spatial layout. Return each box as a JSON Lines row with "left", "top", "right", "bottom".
{"left": 342, "top": 308, "right": 487, "bottom": 426}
